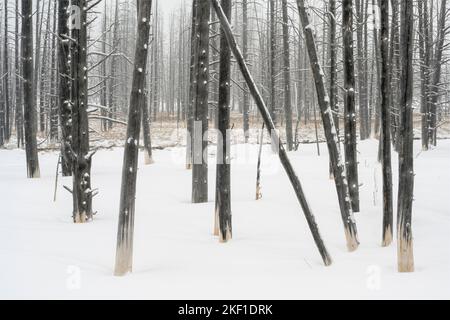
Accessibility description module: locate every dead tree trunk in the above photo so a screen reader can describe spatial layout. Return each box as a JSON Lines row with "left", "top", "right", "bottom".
{"left": 15, "top": 0, "right": 24, "bottom": 148}
{"left": 3, "top": 0, "right": 11, "bottom": 142}
{"left": 242, "top": 0, "right": 250, "bottom": 143}
{"left": 397, "top": 0, "right": 415, "bottom": 273}
{"left": 281, "top": 0, "right": 293, "bottom": 151}
{"left": 114, "top": 0, "right": 153, "bottom": 277}
{"left": 22, "top": 0, "right": 40, "bottom": 178}
{"left": 297, "top": 0, "right": 360, "bottom": 252}
{"left": 380, "top": 0, "right": 393, "bottom": 247}
{"left": 214, "top": 0, "right": 232, "bottom": 243}
{"left": 212, "top": 0, "right": 333, "bottom": 265}
{"left": 186, "top": 0, "right": 198, "bottom": 169}
{"left": 269, "top": 0, "right": 277, "bottom": 125}
{"left": 192, "top": 0, "right": 210, "bottom": 204}
{"left": 342, "top": 0, "right": 360, "bottom": 213}
{"left": 58, "top": 0, "right": 72, "bottom": 176}
{"left": 71, "top": 0, "right": 93, "bottom": 223}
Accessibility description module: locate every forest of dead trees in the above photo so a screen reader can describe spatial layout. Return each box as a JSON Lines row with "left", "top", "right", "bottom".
{"left": 0, "top": 0, "right": 449, "bottom": 275}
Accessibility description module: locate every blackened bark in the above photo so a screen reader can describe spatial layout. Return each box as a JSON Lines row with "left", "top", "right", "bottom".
{"left": 380, "top": 0, "right": 393, "bottom": 247}
{"left": 242, "top": 0, "right": 250, "bottom": 143}
{"left": 71, "top": 0, "right": 93, "bottom": 223}
{"left": 22, "top": 0, "right": 41, "bottom": 178}
{"left": 212, "top": 0, "right": 333, "bottom": 265}
{"left": 342, "top": 0, "right": 360, "bottom": 213}
{"left": 3, "top": 0, "right": 11, "bottom": 142}
{"left": 115, "top": 0, "right": 153, "bottom": 276}
{"left": 281, "top": 0, "right": 293, "bottom": 151}
{"left": 58, "top": 0, "right": 72, "bottom": 176}
{"left": 297, "top": 0, "right": 360, "bottom": 252}
{"left": 214, "top": 0, "right": 232, "bottom": 243}
{"left": 397, "top": 0, "right": 414, "bottom": 273}
{"left": 186, "top": 0, "right": 198, "bottom": 169}
{"left": 15, "top": 0, "right": 24, "bottom": 148}
{"left": 192, "top": 0, "right": 210, "bottom": 204}
{"left": 269, "top": 0, "right": 277, "bottom": 125}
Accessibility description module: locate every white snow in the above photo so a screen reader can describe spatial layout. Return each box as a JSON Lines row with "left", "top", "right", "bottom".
{"left": 0, "top": 140, "right": 449, "bottom": 299}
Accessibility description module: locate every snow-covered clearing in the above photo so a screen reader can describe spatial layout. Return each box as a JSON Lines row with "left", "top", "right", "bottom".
{"left": 0, "top": 140, "right": 449, "bottom": 299}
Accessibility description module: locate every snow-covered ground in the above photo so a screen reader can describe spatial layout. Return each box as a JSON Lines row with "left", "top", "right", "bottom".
{"left": 0, "top": 140, "right": 449, "bottom": 300}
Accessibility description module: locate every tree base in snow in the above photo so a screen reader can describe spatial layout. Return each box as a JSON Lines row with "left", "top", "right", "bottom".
{"left": 345, "top": 228, "right": 360, "bottom": 252}
{"left": 398, "top": 237, "right": 414, "bottom": 273}
{"left": 382, "top": 226, "right": 393, "bottom": 247}
{"left": 144, "top": 152, "right": 154, "bottom": 165}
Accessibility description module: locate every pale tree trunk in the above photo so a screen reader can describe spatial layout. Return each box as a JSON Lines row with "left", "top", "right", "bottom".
{"left": 380, "top": 0, "right": 393, "bottom": 247}
{"left": 214, "top": 0, "right": 232, "bottom": 243}
{"left": 58, "top": 0, "right": 72, "bottom": 176}
{"left": 212, "top": 0, "right": 333, "bottom": 266}
{"left": 397, "top": 0, "right": 415, "bottom": 273}
{"left": 342, "top": 0, "right": 360, "bottom": 213}
{"left": 115, "top": 0, "right": 153, "bottom": 277}
{"left": 192, "top": 0, "right": 210, "bottom": 204}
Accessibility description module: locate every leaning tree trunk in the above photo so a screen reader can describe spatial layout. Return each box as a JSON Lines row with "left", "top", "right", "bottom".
{"left": 380, "top": 0, "right": 393, "bottom": 247}
{"left": 397, "top": 0, "right": 415, "bottom": 273}
{"left": 58, "top": 0, "right": 72, "bottom": 176}
{"left": 71, "top": 0, "right": 93, "bottom": 223}
{"left": 22, "top": 0, "right": 40, "bottom": 178}
{"left": 297, "top": 0, "right": 360, "bottom": 252}
{"left": 114, "top": 0, "right": 153, "bottom": 277}
{"left": 212, "top": 0, "right": 333, "bottom": 265}
{"left": 192, "top": 0, "right": 210, "bottom": 204}
{"left": 214, "top": 0, "right": 232, "bottom": 243}
{"left": 281, "top": 0, "right": 294, "bottom": 151}
{"left": 342, "top": 0, "right": 360, "bottom": 213}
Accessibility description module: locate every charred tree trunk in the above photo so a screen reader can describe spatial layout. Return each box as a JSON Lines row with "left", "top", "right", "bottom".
{"left": 22, "top": 0, "right": 40, "bottom": 178}
{"left": 281, "top": 0, "right": 293, "bottom": 151}
{"left": 49, "top": 0, "right": 58, "bottom": 142}
{"left": 186, "top": 0, "right": 198, "bottom": 169}
{"left": 380, "top": 0, "right": 393, "bottom": 247}
{"left": 397, "top": 0, "right": 415, "bottom": 273}
{"left": 214, "top": 0, "right": 232, "bottom": 243}
{"left": 242, "top": 0, "right": 250, "bottom": 143}
{"left": 15, "top": 0, "right": 24, "bottom": 148}
{"left": 114, "top": 0, "right": 152, "bottom": 277}
{"left": 192, "top": 0, "right": 210, "bottom": 204}
{"left": 297, "top": 0, "right": 360, "bottom": 252}
{"left": 3, "top": 0, "right": 11, "bottom": 142}
{"left": 71, "top": 0, "right": 93, "bottom": 223}
{"left": 342, "top": 0, "right": 360, "bottom": 213}
{"left": 58, "top": 0, "right": 72, "bottom": 177}
{"left": 269, "top": 0, "right": 277, "bottom": 125}
{"left": 212, "top": 0, "right": 333, "bottom": 265}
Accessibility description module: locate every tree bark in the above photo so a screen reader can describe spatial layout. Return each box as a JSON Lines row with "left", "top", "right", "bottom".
{"left": 342, "top": 0, "right": 360, "bottom": 213}
{"left": 397, "top": 0, "right": 415, "bottom": 273}
{"left": 71, "top": 0, "right": 93, "bottom": 223}
{"left": 297, "top": 0, "right": 360, "bottom": 252}
{"left": 58, "top": 0, "right": 72, "bottom": 176}
{"left": 22, "top": 0, "right": 41, "bottom": 178}
{"left": 192, "top": 0, "right": 210, "bottom": 204}
{"left": 281, "top": 0, "right": 294, "bottom": 151}
{"left": 115, "top": 0, "right": 153, "bottom": 276}
{"left": 212, "top": 0, "right": 333, "bottom": 265}
{"left": 380, "top": 0, "right": 393, "bottom": 247}
{"left": 214, "top": 0, "right": 232, "bottom": 243}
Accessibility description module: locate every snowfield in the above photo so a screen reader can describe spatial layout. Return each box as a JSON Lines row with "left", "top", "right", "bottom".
{"left": 0, "top": 139, "right": 449, "bottom": 300}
